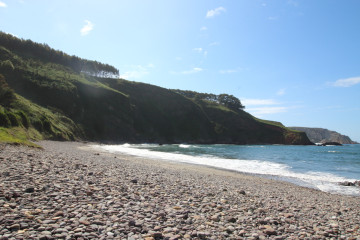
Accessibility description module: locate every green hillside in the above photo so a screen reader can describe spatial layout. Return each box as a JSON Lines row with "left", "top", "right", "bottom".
{"left": 0, "top": 31, "right": 312, "bottom": 145}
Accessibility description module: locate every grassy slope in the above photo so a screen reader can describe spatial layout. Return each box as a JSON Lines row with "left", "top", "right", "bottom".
{"left": 0, "top": 127, "right": 41, "bottom": 147}
{"left": 1, "top": 45, "right": 132, "bottom": 142}
{"left": 0, "top": 42, "right": 312, "bottom": 145}
{"left": 0, "top": 46, "right": 85, "bottom": 144}
{"left": 0, "top": 93, "right": 81, "bottom": 146}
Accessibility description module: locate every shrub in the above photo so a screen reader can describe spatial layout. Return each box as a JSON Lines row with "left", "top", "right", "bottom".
{"left": 0, "top": 60, "right": 15, "bottom": 72}
{"left": 6, "top": 111, "right": 20, "bottom": 126}
{"left": 0, "top": 110, "right": 11, "bottom": 127}
{"left": 0, "top": 74, "right": 15, "bottom": 106}
{"left": 41, "top": 116, "right": 53, "bottom": 133}
{"left": 18, "top": 111, "right": 30, "bottom": 128}
{"left": 32, "top": 118, "right": 43, "bottom": 131}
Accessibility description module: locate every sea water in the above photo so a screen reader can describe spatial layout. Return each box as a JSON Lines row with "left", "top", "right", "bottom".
{"left": 92, "top": 143, "right": 360, "bottom": 196}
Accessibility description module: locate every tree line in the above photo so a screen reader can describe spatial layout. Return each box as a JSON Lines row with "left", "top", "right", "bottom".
{"left": 173, "top": 89, "right": 245, "bottom": 111}
{"left": 0, "top": 31, "right": 119, "bottom": 78}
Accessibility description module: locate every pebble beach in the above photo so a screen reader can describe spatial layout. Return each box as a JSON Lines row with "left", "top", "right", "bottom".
{"left": 0, "top": 141, "right": 359, "bottom": 240}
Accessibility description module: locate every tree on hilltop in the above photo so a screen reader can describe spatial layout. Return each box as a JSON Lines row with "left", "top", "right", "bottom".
{"left": 173, "top": 90, "right": 245, "bottom": 111}
{"left": 218, "top": 94, "right": 245, "bottom": 111}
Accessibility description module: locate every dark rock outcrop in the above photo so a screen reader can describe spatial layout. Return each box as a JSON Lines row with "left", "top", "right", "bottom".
{"left": 318, "top": 142, "right": 343, "bottom": 146}
{"left": 339, "top": 181, "right": 360, "bottom": 187}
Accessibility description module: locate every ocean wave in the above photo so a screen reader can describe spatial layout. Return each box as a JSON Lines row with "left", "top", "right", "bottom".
{"left": 179, "top": 144, "right": 191, "bottom": 148}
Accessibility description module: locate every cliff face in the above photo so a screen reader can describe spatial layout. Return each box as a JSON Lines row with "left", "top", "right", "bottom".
{"left": 289, "top": 127, "right": 358, "bottom": 144}
{"left": 0, "top": 32, "right": 313, "bottom": 145}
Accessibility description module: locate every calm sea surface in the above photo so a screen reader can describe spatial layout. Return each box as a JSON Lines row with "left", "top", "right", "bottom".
{"left": 93, "top": 143, "right": 360, "bottom": 196}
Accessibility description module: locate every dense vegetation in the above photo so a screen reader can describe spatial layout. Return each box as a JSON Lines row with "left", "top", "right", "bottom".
{"left": 172, "top": 90, "right": 245, "bottom": 111}
{"left": 0, "top": 31, "right": 312, "bottom": 145}
{"left": 0, "top": 32, "right": 119, "bottom": 77}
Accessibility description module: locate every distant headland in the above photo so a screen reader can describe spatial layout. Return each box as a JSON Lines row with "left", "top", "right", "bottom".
{"left": 288, "top": 127, "right": 358, "bottom": 145}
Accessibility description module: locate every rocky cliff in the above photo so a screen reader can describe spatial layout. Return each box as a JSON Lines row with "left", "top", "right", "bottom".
{"left": 0, "top": 31, "right": 313, "bottom": 145}
{"left": 288, "top": 127, "right": 358, "bottom": 144}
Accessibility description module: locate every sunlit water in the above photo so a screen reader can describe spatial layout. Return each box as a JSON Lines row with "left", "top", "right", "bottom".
{"left": 92, "top": 143, "right": 360, "bottom": 196}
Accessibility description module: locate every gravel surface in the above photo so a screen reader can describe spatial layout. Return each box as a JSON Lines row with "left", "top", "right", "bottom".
{"left": 0, "top": 141, "right": 359, "bottom": 240}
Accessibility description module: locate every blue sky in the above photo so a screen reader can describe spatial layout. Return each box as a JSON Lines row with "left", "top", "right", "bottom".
{"left": 1, "top": 0, "right": 360, "bottom": 141}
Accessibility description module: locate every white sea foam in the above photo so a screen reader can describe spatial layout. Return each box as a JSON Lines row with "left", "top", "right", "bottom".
{"left": 179, "top": 144, "right": 191, "bottom": 148}
{"left": 92, "top": 144, "right": 360, "bottom": 196}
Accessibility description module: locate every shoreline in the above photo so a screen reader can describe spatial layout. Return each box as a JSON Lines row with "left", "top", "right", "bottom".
{"left": 1, "top": 141, "right": 359, "bottom": 239}
{"left": 88, "top": 144, "right": 321, "bottom": 194}
{"left": 90, "top": 143, "right": 360, "bottom": 197}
